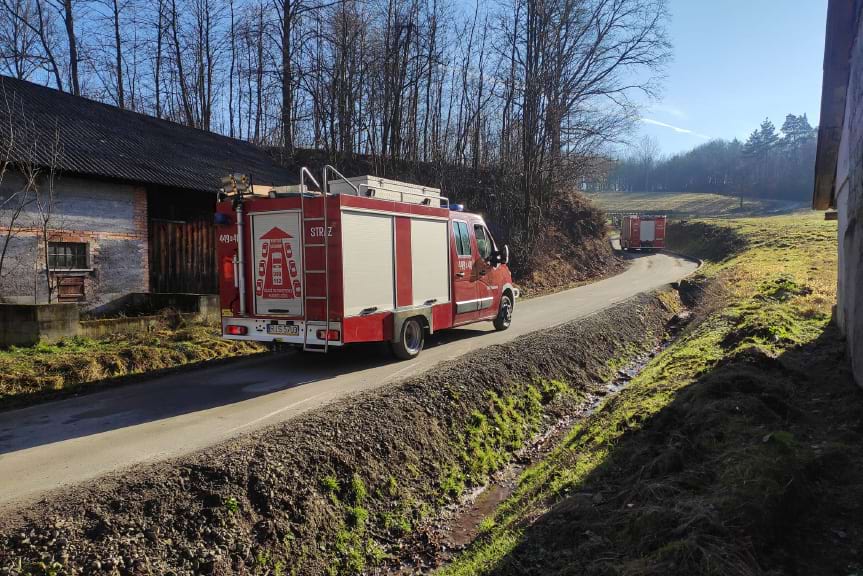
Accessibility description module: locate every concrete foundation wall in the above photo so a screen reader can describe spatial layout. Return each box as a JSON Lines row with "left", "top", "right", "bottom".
{"left": 86, "top": 292, "right": 219, "bottom": 322}
{"left": 0, "top": 294, "right": 217, "bottom": 346}
{"left": 0, "top": 172, "right": 149, "bottom": 309}
{"left": 835, "top": 19, "right": 863, "bottom": 386}
{"left": 0, "top": 303, "right": 79, "bottom": 346}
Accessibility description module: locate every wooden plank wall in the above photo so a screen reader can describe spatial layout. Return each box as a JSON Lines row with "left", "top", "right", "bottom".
{"left": 149, "top": 219, "right": 217, "bottom": 294}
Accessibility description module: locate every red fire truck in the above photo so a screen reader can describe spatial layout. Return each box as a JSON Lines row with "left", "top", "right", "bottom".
{"left": 215, "top": 167, "right": 516, "bottom": 359}
{"left": 620, "top": 214, "right": 667, "bottom": 250}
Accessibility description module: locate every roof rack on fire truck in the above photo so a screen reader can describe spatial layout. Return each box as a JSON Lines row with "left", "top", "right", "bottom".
{"left": 228, "top": 169, "right": 450, "bottom": 210}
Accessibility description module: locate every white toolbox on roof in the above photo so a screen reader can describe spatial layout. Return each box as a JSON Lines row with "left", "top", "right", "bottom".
{"left": 327, "top": 175, "right": 443, "bottom": 207}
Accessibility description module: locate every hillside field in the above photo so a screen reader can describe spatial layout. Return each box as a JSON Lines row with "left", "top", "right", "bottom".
{"left": 586, "top": 190, "right": 808, "bottom": 218}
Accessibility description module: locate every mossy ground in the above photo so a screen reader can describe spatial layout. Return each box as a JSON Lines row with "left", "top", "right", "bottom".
{"left": 442, "top": 213, "right": 863, "bottom": 575}
{"left": 0, "top": 316, "right": 264, "bottom": 410}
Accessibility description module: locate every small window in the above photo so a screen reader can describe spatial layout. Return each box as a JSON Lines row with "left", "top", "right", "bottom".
{"left": 48, "top": 242, "right": 88, "bottom": 270}
{"left": 474, "top": 225, "right": 492, "bottom": 259}
{"left": 454, "top": 221, "right": 472, "bottom": 257}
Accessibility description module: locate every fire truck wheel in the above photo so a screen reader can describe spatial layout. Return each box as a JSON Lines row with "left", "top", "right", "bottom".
{"left": 391, "top": 317, "right": 425, "bottom": 359}
{"left": 494, "top": 293, "right": 513, "bottom": 331}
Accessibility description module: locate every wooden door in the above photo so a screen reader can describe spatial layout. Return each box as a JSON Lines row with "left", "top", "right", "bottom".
{"left": 149, "top": 219, "right": 217, "bottom": 294}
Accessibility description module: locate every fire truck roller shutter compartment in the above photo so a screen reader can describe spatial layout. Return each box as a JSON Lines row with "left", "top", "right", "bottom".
{"left": 342, "top": 211, "right": 396, "bottom": 316}
{"left": 640, "top": 218, "right": 656, "bottom": 242}
{"left": 252, "top": 210, "right": 304, "bottom": 316}
{"left": 410, "top": 218, "right": 450, "bottom": 307}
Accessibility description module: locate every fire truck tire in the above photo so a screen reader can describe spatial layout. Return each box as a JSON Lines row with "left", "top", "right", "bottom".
{"left": 391, "top": 317, "right": 425, "bottom": 359}
{"left": 493, "top": 292, "right": 513, "bottom": 331}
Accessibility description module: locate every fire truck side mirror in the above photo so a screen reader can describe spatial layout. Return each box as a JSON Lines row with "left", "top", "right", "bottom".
{"left": 491, "top": 245, "right": 510, "bottom": 266}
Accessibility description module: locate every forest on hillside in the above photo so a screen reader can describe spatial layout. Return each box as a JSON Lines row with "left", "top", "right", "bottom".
{"left": 604, "top": 114, "right": 817, "bottom": 201}
{"left": 0, "top": 0, "right": 671, "bottom": 266}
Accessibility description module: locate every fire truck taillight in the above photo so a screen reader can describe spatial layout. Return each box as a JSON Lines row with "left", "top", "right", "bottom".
{"left": 222, "top": 256, "right": 234, "bottom": 282}
{"left": 317, "top": 329, "right": 340, "bottom": 341}
{"left": 225, "top": 325, "right": 247, "bottom": 336}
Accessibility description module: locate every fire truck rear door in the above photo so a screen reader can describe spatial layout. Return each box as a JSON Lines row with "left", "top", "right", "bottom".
{"left": 251, "top": 210, "right": 304, "bottom": 316}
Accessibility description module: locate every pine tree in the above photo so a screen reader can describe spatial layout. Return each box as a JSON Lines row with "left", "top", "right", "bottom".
{"left": 781, "top": 114, "right": 800, "bottom": 140}
{"left": 743, "top": 129, "right": 763, "bottom": 158}
{"left": 758, "top": 118, "right": 779, "bottom": 150}
{"left": 782, "top": 114, "right": 814, "bottom": 145}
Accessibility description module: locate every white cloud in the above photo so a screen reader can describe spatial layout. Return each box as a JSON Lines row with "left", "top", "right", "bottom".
{"left": 640, "top": 118, "right": 710, "bottom": 139}
{"left": 649, "top": 103, "right": 687, "bottom": 119}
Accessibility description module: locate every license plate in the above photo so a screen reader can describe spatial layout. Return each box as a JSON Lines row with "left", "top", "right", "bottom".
{"left": 267, "top": 324, "right": 299, "bottom": 336}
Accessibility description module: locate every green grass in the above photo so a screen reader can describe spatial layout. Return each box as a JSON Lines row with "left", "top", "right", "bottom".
{"left": 587, "top": 190, "right": 807, "bottom": 218}
{"left": 441, "top": 213, "right": 848, "bottom": 575}
{"left": 0, "top": 318, "right": 265, "bottom": 409}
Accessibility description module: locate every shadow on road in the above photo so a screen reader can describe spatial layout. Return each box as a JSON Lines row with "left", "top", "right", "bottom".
{"left": 0, "top": 325, "right": 491, "bottom": 455}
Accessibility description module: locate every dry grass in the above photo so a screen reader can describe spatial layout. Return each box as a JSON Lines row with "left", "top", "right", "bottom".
{"left": 0, "top": 315, "right": 265, "bottom": 410}
{"left": 587, "top": 190, "right": 807, "bottom": 218}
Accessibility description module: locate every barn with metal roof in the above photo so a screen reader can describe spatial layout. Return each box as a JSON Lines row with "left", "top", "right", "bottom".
{"left": 0, "top": 76, "right": 294, "bottom": 308}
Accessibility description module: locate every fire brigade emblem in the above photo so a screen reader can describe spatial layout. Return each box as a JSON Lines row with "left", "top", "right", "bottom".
{"left": 257, "top": 227, "right": 299, "bottom": 300}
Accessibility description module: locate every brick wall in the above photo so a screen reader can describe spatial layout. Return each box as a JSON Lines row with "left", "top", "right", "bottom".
{"left": 133, "top": 186, "right": 150, "bottom": 293}
{"left": 0, "top": 172, "right": 150, "bottom": 309}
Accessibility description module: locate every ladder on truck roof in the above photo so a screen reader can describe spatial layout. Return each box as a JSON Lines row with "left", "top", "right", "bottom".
{"left": 299, "top": 165, "right": 358, "bottom": 353}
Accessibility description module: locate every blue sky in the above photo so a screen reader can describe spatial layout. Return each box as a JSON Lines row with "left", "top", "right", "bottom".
{"left": 639, "top": 0, "right": 828, "bottom": 156}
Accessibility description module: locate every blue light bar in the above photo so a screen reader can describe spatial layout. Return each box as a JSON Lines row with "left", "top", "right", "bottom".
{"left": 450, "top": 204, "right": 465, "bottom": 212}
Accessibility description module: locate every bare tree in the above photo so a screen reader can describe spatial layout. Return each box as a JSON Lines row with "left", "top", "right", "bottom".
{"left": 0, "top": 91, "right": 28, "bottom": 283}
{"left": 634, "top": 134, "right": 660, "bottom": 191}
{"left": 43, "top": 0, "right": 79, "bottom": 94}
{"left": 19, "top": 122, "right": 62, "bottom": 302}
{"left": 110, "top": 0, "right": 123, "bottom": 106}
{"left": 0, "top": 0, "right": 40, "bottom": 79}
{"left": 169, "top": 0, "right": 194, "bottom": 126}
{"left": 0, "top": 86, "right": 63, "bottom": 303}
{"left": 0, "top": 0, "right": 668, "bottom": 253}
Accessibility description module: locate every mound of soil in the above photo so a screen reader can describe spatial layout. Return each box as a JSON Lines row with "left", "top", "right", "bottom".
{"left": 0, "top": 291, "right": 680, "bottom": 576}
{"left": 518, "top": 194, "right": 623, "bottom": 297}
{"left": 666, "top": 220, "right": 747, "bottom": 263}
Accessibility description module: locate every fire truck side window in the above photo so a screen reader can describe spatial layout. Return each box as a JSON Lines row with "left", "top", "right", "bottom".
{"left": 454, "top": 221, "right": 472, "bottom": 256}
{"left": 474, "top": 225, "right": 492, "bottom": 260}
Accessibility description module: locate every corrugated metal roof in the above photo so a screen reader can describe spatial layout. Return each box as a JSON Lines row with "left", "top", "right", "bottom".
{"left": 0, "top": 76, "right": 296, "bottom": 193}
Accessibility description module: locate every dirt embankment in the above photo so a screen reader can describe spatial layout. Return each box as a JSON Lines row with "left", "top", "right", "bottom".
{"left": 666, "top": 220, "right": 747, "bottom": 263}
{"left": 0, "top": 291, "right": 682, "bottom": 576}
{"left": 517, "top": 194, "right": 624, "bottom": 297}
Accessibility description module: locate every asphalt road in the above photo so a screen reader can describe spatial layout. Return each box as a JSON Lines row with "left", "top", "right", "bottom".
{"left": 0, "top": 251, "right": 697, "bottom": 510}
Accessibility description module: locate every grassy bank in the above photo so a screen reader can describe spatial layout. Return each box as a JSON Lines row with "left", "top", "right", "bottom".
{"left": 0, "top": 316, "right": 264, "bottom": 410}
{"left": 443, "top": 213, "right": 863, "bottom": 575}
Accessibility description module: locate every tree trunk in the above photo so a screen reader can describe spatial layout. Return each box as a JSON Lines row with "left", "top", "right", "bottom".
{"left": 170, "top": 0, "right": 195, "bottom": 127}
{"left": 281, "top": 0, "right": 294, "bottom": 156}
{"left": 112, "top": 0, "right": 124, "bottom": 108}
{"left": 62, "top": 0, "right": 79, "bottom": 95}
{"left": 155, "top": 0, "right": 164, "bottom": 117}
